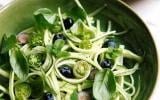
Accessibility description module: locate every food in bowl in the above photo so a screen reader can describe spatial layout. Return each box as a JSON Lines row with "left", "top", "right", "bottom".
{"left": 0, "top": 0, "right": 142, "bottom": 100}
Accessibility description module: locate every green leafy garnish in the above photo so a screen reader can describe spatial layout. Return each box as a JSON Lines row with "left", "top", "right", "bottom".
{"left": 48, "top": 39, "right": 70, "bottom": 58}
{"left": 67, "top": 0, "right": 87, "bottom": 21}
{"left": 70, "top": 19, "right": 95, "bottom": 39}
{"left": 9, "top": 48, "right": 29, "bottom": 81}
{"left": 34, "top": 8, "right": 61, "bottom": 32}
{"left": 29, "top": 76, "right": 44, "bottom": 98}
{"left": 105, "top": 48, "right": 122, "bottom": 59}
{"left": 93, "top": 69, "right": 116, "bottom": 100}
{"left": 70, "top": 90, "right": 78, "bottom": 100}
{"left": 0, "top": 34, "right": 17, "bottom": 54}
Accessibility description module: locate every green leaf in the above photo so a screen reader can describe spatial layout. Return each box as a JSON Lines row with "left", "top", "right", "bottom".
{"left": 0, "top": 34, "right": 17, "bottom": 54}
{"left": 53, "top": 39, "right": 65, "bottom": 50}
{"left": 9, "top": 48, "right": 29, "bottom": 81}
{"left": 34, "top": 8, "right": 60, "bottom": 31}
{"left": 68, "top": 0, "right": 87, "bottom": 21}
{"left": 93, "top": 69, "right": 116, "bottom": 100}
{"left": 56, "top": 51, "right": 70, "bottom": 58}
{"left": 29, "top": 76, "right": 44, "bottom": 98}
{"left": 70, "top": 19, "right": 95, "bottom": 39}
{"left": 70, "top": 90, "right": 78, "bottom": 100}
{"left": 105, "top": 48, "right": 122, "bottom": 59}
{"left": 48, "top": 39, "right": 70, "bottom": 58}
{"left": 34, "top": 8, "right": 56, "bottom": 24}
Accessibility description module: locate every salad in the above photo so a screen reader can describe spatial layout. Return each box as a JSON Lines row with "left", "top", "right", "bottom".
{"left": 0, "top": 0, "right": 142, "bottom": 100}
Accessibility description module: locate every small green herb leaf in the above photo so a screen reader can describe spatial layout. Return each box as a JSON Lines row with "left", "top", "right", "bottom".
{"left": 68, "top": 0, "right": 87, "bottom": 21}
{"left": 70, "top": 90, "right": 78, "bottom": 100}
{"left": 70, "top": 19, "right": 95, "bottom": 39}
{"left": 29, "top": 76, "right": 44, "bottom": 98}
{"left": 9, "top": 48, "right": 29, "bottom": 81}
{"left": 47, "top": 39, "right": 70, "bottom": 58}
{"left": 0, "top": 34, "right": 17, "bottom": 54}
{"left": 105, "top": 48, "right": 122, "bottom": 59}
{"left": 53, "top": 39, "right": 65, "bottom": 50}
{"left": 34, "top": 8, "right": 60, "bottom": 31}
{"left": 93, "top": 69, "right": 116, "bottom": 100}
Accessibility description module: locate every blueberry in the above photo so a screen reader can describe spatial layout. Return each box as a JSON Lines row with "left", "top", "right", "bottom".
{"left": 100, "top": 59, "right": 112, "bottom": 68}
{"left": 44, "top": 92, "right": 54, "bottom": 100}
{"left": 103, "top": 40, "right": 117, "bottom": 48}
{"left": 52, "top": 34, "right": 66, "bottom": 43}
{"left": 63, "top": 17, "right": 74, "bottom": 29}
{"left": 59, "top": 65, "right": 73, "bottom": 78}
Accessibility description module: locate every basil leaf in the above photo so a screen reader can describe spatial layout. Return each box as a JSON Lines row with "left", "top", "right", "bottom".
{"left": 29, "top": 76, "right": 44, "bottom": 98}
{"left": 34, "top": 8, "right": 59, "bottom": 30}
{"left": 53, "top": 39, "right": 65, "bottom": 50}
{"left": 68, "top": 0, "right": 87, "bottom": 20}
{"left": 105, "top": 48, "right": 122, "bottom": 59}
{"left": 70, "top": 19, "right": 95, "bottom": 39}
{"left": 9, "top": 48, "right": 29, "bottom": 81}
{"left": 93, "top": 69, "right": 116, "bottom": 100}
{"left": 0, "top": 35, "right": 17, "bottom": 54}
{"left": 70, "top": 90, "right": 78, "bottom": 100}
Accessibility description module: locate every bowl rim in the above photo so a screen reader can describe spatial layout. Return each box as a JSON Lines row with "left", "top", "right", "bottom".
{"left": 0, "top": 0, "right": 159, "bottom": 99}
{"left": 118, "top": 1, "right": 160, "bottom": 99}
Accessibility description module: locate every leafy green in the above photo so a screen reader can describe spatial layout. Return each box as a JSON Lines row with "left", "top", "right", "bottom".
{"left": 0, "top": 34, "right": 17, "bottom": 54}
{"left": 29, "top": 76, "right": 44, "bottom": 98}
{"left": 34, "top": 8, "right": 61, "bottom": 32}
{"left": 15, "top": 82, "right": 31, "bottom": 100}
{"left": 67, "top": 0, "right": 87, "bottom": 21}
{"left": 93, "top": 69, "right": 116, "bottom": 100}
{"left": 81, "top": 80, "right": 93, "bottom": 90}
{"left": 70, "top": 90, "right": 78, "bottom": 100}
{"left": 9, "top": 48, "right": 29, "bottom": 81}
{"left": 105, "top": 48, "right": 122, "bottom": 59}
{"left": 70, "top": 19, "right": 95, "bottom": 39}
{"left": 47, "top": 39, "right": 70, "bottom": 58}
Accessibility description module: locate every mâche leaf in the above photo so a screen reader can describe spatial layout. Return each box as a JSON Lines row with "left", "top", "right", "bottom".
{"left": 0, "top": 34, "right": 17, "bottom": 54}
{"left": 93, "top": 69, "right": 116, "bottom": 100}
{"left": 9, "top": 48, "right": 29, "bottom": 81}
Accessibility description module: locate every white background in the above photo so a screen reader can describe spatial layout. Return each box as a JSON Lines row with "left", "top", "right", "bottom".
{"left": 0, "top": 0, "right": 160, "bottom": 99}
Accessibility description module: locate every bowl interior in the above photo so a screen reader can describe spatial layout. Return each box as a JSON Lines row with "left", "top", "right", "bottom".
{"left": 0, "top": 0, "right": 158, "bottom": 99}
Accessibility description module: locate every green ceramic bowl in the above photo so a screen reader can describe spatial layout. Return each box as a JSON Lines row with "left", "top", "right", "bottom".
{"left": 0, "top": 0, "right": 159, "bottom": 99}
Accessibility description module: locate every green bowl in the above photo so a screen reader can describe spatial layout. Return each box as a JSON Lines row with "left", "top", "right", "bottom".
{"left": 0, "top": 0, "right": 158, "bottom": 99}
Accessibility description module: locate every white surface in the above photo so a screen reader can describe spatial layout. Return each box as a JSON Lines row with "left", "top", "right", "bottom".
{"left": 0, "top": 0, "right": 160, "bottom": 99}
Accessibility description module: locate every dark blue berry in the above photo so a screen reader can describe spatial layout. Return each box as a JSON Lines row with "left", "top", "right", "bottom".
{"left": 59, "top": 65, "right": 73, "bottom": 78}
{"left": 44, "top": 92, "right": 54, "bottom": 100}
{"left": 103, "top": 40, "right": 117, "bottom": 48}
{"left": 52, "top": 34, "right": 66, "bottom": 43}
{"left": 63, "top": 17, "right": 74, "bottom": 29}
{"left": 100, "top": 59, "right": 112, "bottom": 68}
